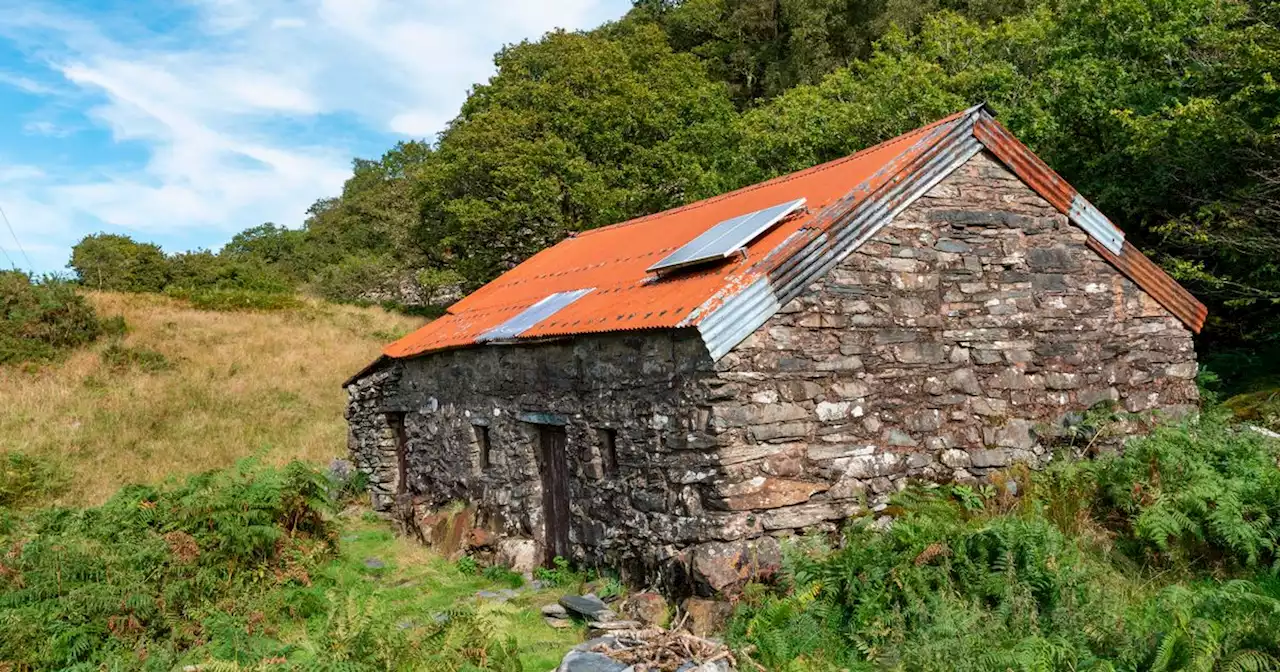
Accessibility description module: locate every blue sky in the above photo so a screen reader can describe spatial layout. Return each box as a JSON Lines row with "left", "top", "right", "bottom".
{"left": 0, "top": 0, "right": 631, "bottom": 273}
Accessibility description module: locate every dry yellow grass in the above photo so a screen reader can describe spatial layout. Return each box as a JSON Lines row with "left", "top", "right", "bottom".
{"left": 0, "top": 291, "right": 424, "bottom": 505}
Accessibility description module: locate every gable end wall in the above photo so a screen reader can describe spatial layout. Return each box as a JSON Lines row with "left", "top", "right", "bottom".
{"left": 700, "top": 150, "right": 1198, "bottom": 536}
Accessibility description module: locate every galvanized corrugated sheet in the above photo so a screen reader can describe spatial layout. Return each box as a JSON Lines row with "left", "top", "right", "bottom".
{"left": 371, "top": 104, "right": 1207, "bottom": 372}
{"left": 975, "top": 115, "right": 1125, "bottom": 254}
{"left": 694, "top": 107, "right": 986, "bottom": 359}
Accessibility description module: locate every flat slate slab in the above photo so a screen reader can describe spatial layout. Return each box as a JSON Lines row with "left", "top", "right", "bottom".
{"left": 557, "top": 650, "right": 629, "bottom": 672}
{"left": 559, "top": 594, "right": 610, "bottom": 620}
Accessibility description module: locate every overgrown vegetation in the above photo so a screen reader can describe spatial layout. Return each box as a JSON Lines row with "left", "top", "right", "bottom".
{"left": 0, "top": 291, "right": 423, "bottom": 505}
{"left": 68, "top": 233, "right": 298, "bottom": 312}
{"left": 0, "top": 271, "right": 103, "bottom": 364}
{"left": 0, "top": 451, "right": 67, "bottom": 509}
{"left": 0, "top": 460, "right": 571, "bottom": 670}
{"left": 730, "top": 413, "right": 1280, "bottom": 671}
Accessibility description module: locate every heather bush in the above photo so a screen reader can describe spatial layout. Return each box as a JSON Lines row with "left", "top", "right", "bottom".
{"left": 0, "top": 270, "right": 103, "bottom": 364}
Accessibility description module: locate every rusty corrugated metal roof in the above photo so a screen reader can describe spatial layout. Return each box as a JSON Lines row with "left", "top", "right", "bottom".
{"left": 370, "top": 105, "right": 1206, "bottom": 371}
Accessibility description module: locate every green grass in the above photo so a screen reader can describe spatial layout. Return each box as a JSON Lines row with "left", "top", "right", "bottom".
{"left": 328, "top": 517, "right": 581, "bottom": 670}
{"left": 0, "top": 459, "right": 582, "bottom": 671}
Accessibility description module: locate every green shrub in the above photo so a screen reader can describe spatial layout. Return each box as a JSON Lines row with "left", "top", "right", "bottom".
{"left": 533, "top": 556, "right": 581, "bottom": 587}
{"left": 456, "top": 555, "right": 479, "bottom": 575}
{"left": 0, "top": 451, "right": 67, "bottom": 508}
{"left": 1082, "top": 413, "right": 1280, "bottom": 569}
{"left": 164, "top": 287, "right": 302, "bottom": 312}
{"left": 0, "top": 459, "right": 546, "bottom": 670}
{"left": 100, "top": 341, "right": 173, "bottom": 373}
{"left": 100, "top": 314, "right": 128, "bottom": 338}
{"left": 0, "top": 460, "right": 335, "bottom": 670}
{"left": 311, "top": 254, "right": 396, "bottom": 304}
{"left": 69, "top": 233, "right": 170, "bottom": 292}
{"left": 0, "top": 271, "right": 103, "bottom": 364}
{"left": 483, "top": 564, "right": 526, "bottom": 589}
{"left": 167, "top": 250, "right": 294, "bottom": 294}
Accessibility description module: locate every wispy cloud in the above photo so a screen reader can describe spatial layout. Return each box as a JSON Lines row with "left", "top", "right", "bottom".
{"left": 0, "top": 0, "right": 629, "bottom": 271}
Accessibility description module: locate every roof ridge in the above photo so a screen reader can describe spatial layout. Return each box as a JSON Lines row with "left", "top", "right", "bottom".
{"left": 573, "top": 111, "right": 966, "bottom": 240}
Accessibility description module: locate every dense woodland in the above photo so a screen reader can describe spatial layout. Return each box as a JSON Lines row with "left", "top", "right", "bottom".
{"left": 70, "top": 0, "right": 1279, "bottom": 348}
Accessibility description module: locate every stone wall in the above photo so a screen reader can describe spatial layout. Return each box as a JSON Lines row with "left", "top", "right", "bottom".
{"left": 346, "top": 151, "right": 1199, "bottom": 595}
{"left": 695, "top": 151, "right": 1199, "bottom": 546}
{"left": 347, "top": 330, "right": 737, "bottom": 586}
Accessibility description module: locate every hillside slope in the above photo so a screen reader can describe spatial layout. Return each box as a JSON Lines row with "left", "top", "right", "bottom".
{"left": 0, "top": 292, "right": 422, "bottom": 505}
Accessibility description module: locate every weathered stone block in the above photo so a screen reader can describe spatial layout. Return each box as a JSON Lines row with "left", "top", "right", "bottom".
{"left": 713, "top": 476, "right": 828, "bottom": 511}
{"left": 690, "top": 538, "right": 782, "bottom": 594}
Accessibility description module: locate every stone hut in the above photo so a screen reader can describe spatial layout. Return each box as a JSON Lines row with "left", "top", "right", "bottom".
{"left": 344, "top": 105, "right": 1205, "bottom": 594}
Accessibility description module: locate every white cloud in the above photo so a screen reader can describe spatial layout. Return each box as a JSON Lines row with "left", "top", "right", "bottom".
{"left": 0, "top": 70, "right": 60, "bottom": 94}
{"left": 0, "top": 0, "right": 629, "bottom": 270}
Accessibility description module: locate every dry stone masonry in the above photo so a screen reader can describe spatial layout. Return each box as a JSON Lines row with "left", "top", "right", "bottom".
{"left": 346, "top": 151, "right": 1198, "bottom": 595}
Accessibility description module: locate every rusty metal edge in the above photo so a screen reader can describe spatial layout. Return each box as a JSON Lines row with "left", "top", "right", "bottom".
{"left": 976, "top": 116, "right": 1126, "bottom": 254}
{"left": 1087, "top": 238, "right": 1208, "bottom": 333}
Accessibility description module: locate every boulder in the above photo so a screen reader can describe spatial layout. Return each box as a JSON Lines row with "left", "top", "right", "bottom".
{"left": 690, "top": 537, "right": 782, "bottom": 595}
{"left": 468, "top": 528, "right": 495, "bottom": 550}
{"left": 496, "top": 538, "right": 539, "bottom": 575}
{"left": 682, "top": 598, "right": 733, "bottom": 637}
{"left": 622, "top": 592, "right": 668, "bottom": 627}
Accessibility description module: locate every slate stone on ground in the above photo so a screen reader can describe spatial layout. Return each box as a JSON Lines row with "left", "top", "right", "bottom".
{"left": 559, "top": 594, "right": 610, "bottom": 620}
{"left": 362, "top": 557, "right": 385, "bottom": 569}
{"left": 541, "top": 603, "right": 569, "bottom": 618}
{"left": 557, "top": 650, "right": 629, "bottom": 672}
{"left": 544, "top": 617, "right": 573, "bottom": 629}
{"left": 586, "top": 619, "right": 642, "bottom": 637}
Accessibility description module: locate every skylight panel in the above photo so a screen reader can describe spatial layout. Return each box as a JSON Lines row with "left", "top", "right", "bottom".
{"left": 647, "top": 198, "right": 807, "bottom": 274}
{"left": 478, "top": 288, "right": 594, "bottom": 342}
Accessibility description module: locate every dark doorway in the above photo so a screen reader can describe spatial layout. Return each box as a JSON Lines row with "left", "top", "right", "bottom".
{"left": 536, "top": 425, "right": 571, "bottom": 565}
{"left": 387, "top": 413, "right": 408, "bottom": 495}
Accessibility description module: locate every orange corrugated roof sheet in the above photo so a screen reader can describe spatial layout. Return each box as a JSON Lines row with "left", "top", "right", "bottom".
{"left": 380, "top": 106, "right": 1206, "bottom": 363}
{"left": 384, "top": 111, "right": 968, "bottom": 359}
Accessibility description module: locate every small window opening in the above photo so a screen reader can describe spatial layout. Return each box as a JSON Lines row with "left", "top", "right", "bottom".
{"left": 475, "top": 425, "right": 492, "bottom": 470}
{"left": 597, "top": 428, "right": 618, "bottom": 477}
{"left": 387, "top": 412, "right": 408, "bottom": 495}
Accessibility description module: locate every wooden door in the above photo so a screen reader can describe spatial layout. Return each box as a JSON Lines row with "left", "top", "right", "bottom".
{"left": 537, "top": 425, "right": 571, "bottom": 565}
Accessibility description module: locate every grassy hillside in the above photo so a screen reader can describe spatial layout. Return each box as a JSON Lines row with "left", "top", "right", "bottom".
{"left": 0, "top": 293, "right": 585, "bottom": 670}
{"left": 0, "top": 292, "right": 422, "bottom": 505}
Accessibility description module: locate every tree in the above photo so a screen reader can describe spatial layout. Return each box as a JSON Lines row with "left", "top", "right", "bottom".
{"left": 222, "top": 224, "right": 304, "bottom": 268}
{"left": 413, "top": 22, "right": 739, "bottom": 288}
{"left": 68, "top": 234, "right": 169, "bottom": 292}
{"left": 629, "top": 0, "right": 1030, "bottom": 104}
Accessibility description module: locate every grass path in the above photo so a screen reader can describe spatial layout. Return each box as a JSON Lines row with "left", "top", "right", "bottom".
{"left": 332, "top": 512, "right": 582, "bottom": 670}
{"left": 0, "top": 292, "right": 423, "bottom": 505}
